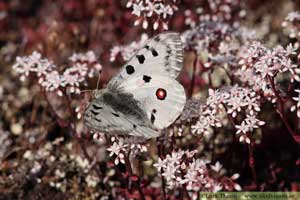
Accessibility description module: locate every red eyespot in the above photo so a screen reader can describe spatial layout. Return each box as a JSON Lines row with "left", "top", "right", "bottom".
{"left": 156, "top": 88, "right": 167, "bottom": 100}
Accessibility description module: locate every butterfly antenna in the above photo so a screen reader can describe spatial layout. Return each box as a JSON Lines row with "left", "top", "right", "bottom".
{"left": 80, "top": 70, "right": 102, "bottom": 95}
{"left": 96, "top": 70, "right": 102, "bottom": 90}
{"left": 80, "top": 89, "right": 93, "bottom": 94}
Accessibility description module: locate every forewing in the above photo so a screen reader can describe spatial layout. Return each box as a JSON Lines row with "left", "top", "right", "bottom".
{"left": 107, "top": 32, "right": 183, "bottom": 89}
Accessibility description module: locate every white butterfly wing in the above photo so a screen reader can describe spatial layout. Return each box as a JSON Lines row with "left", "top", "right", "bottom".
{"left": 107, "top": 32, "right": 186, "bottom": 130}
{"left": 108, "top": 32, "right": 183, "bottom": 88}
{"left": 120, "top": 75, "right": 186, "bottom": 129}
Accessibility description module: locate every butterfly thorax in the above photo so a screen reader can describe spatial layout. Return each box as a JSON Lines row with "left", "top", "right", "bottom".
{"left": 92, "top": 88, "right": 107, "bottom": 99}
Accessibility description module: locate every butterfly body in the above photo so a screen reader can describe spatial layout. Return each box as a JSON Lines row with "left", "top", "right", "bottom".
{"left": 84, "top": 32, "right": 186, "bottom": 138}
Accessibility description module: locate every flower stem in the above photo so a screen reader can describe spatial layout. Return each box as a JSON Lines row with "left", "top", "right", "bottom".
{"left": 268, "top": 76, "right": 299, "bottom": 143}
{"left": 157, "top": 138, "right": 167, "bottom": 200}
{"left": 248, "top": 142, "right": 258, "bottom": 189}
{"left": 189, "top": 51, "right": 198, "bottom": 97}
{"left": 124, "top": 154, "right": 145, "bottom": 200}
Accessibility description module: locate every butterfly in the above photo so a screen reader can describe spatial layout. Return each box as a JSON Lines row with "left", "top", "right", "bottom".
{"left": 84, "top": 32, "right": 186, "bottom": 138}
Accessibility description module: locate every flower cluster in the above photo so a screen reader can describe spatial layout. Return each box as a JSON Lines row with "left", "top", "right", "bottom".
{"left": 12, "top": 51, "right": 55, "bottom": 82}
{"left": 107, "top": 136, "right": 148, "bottom": 165}
{"left": 184, "top": 0, "right": 246, "bottom": 28}
{"left": 182, "top": 21, "right": 255, "bottom": 69}
{"left": 127, "top": 0, "right": 178, "bottom": 30}
{"left": 191, "top": 104, "right": 222, "bottom": 136}
{"left": 191, "top": 86, "right": 265, "bottom": 143}
{"left": 153, "top": 149, "right": 241, "bottom": 192}
{"left": 183, "top": 21, "right": 234, "bottom": 52}
{"left": 13, "top": 51, "right": 102, "bottom": 95}
{"left": 22, "top": 137, "right": 100, "bottom": 193}
{"left": 235, "top": 114, "right": 265, "bottom": 143}
{"left": 282, "top": 11, "right": 300, "bottom": 40}
{"left": 236, "top": 42, "right": 300, "bottom": 98}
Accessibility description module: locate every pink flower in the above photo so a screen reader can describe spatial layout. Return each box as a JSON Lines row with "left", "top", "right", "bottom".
{"left": 12, "top": 51, "right": 55, "bottom": 81}
{"left": 39, "top": 71, "right": 61, "bottom": 92}
{"left": 107, "top": 138, "right": 128, "bottom": 165}
{"left": 153, "top": 157, "right": 166, "bottom": 171}
{"left": 235, "top": 121, "right": 249, "bottom": 134}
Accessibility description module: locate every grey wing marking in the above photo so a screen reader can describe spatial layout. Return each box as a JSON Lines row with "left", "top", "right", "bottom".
{"left": 84, "top": 98, "right": 160, "bottom": 138}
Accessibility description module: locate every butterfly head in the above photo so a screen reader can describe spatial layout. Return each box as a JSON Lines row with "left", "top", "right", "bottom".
{"left": 91, "top": 88, "right": 107, "bottom": 99}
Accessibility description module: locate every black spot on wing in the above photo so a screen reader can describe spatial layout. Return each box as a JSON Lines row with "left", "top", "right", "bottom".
{"left": 166, "top": 48, "right": 172, "bottom": 55}
{"left": 152, "top": 109, "right": 157, "bottom": 113}
{"left": 151, "top": 113, "right": 155, "bottom": 124}
{"left": 151, "top": 49, "right": 158, "bottom": 57}
{"left": 126, "top": 65, "right": 135, "bottom": 74}
{"left": 136, "top": 54, "right": 145, "bottom": 64}
{"left": 112, "top": 113, "right": 120, "bottom": 117}
{"left": 145, "top": 45, "right": 150, "bottom": 49}
{"left": 92, "top": 104, "right": 103, "bottom": 110}
{"left": 95, "top": 118, "right": 101, "bottom": 122}
{"left": 143, "top": 75, "right": 151, "bottom": 83}
{"left": 133, "top": 124, "right": 137, "bottom": 128}
{"left": 91, "top": 110, "right": 98, "bottom": 115}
